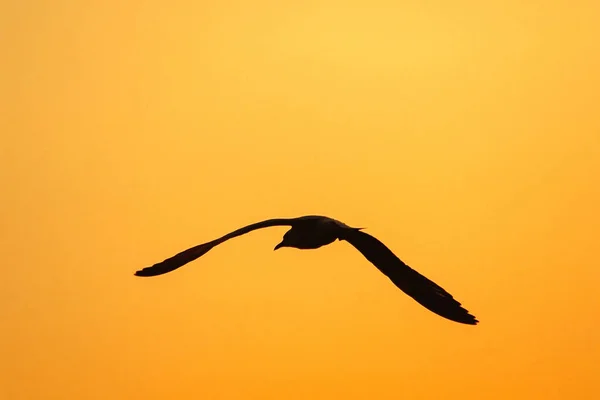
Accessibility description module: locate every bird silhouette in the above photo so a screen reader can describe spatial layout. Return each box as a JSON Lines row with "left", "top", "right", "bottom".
{"left": 135, "top": 215, "right": 478, "bottom": 325}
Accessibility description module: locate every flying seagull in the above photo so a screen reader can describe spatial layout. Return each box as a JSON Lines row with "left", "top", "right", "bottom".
{"left": 135, "top": 215, "right": 478, "bottom": 325}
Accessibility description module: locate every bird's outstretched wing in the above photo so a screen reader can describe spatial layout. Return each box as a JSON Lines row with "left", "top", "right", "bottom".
{"left": 135, "top": 218, "right": 293, "bottom": 277}
{"left": 343, "top": 229, "right": 478, "bottom": 325}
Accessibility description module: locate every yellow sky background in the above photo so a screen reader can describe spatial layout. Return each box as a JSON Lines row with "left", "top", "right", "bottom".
{"left": 2, "top": 1, "right": 599, "bottom": 399}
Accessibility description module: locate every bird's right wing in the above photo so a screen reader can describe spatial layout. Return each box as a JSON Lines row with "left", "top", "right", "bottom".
{"left": 343, "top": 229, "right": 478, "bottom": 325}
{"left": 134, "top": 241, "right": 217, "bottom": 277}
{"left": 135, "top": 218, "right": 294, "bottom": 277}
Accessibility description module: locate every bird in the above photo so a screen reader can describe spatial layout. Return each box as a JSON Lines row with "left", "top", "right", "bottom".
{"left": 135, "top": 215, "right": 478, "bottom": 325}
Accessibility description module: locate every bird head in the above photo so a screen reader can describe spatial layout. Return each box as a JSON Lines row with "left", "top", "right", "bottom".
{"left": 273, "top": 240, "right": 287, "bottom": 250}
{"left": 274, "top": 228, "right": 298, "bottom": 250}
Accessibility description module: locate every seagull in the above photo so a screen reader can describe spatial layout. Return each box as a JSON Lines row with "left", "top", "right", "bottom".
{"left": 135, "top": 215, "right": 478, "bottom": 325}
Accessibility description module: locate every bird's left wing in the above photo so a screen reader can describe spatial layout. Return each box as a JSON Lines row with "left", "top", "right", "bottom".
{"left": 343, "top": 229, "right": 478, "bottom": 325}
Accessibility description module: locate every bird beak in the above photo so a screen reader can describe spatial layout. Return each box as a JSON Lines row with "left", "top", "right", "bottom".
{"left": 274, "top": 242, "right": 284, "bottom": 251}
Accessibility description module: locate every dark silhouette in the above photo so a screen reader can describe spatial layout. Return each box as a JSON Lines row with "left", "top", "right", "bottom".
{"left": 135, "top": 215, "right": 478, "bottom": 325}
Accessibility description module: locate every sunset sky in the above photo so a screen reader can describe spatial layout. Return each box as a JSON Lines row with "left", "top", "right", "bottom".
{"left": 2, "top": 1, "right": 599, "bottom": 399}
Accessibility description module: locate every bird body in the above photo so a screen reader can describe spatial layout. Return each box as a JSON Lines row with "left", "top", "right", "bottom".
{"left": 136, "top": 215, "right": 478, "bottom": 325}
{"left": 274, "top": 215, "right": 361, "bottom": 250}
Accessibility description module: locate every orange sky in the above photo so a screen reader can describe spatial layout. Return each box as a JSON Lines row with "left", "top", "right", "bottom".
{"left": 2, "top": 1, "right": 600, "bottom": 399}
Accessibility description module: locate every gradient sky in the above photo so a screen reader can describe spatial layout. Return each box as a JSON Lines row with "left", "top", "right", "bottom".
{"left": 2, "top": 1, "right": 600, "bottom": 399}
